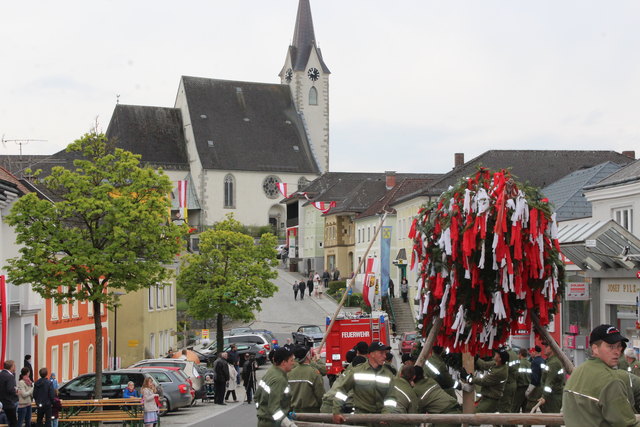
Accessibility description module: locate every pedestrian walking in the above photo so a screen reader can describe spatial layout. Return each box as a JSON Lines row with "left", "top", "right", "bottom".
{"left": 293, "top": 281, "right": 299, "bottom": 300}
{"left": 563, "top": 324, "right": 638, "bottom": 426}
{"left": 17, "top": 367, "right": 33, "bottom": 427}
{"left": 213, "top": 352, "right": 230, "bottom": 405}
{"left": 317, "top": 279, "right": 324, "bottom": 298}
{"left": 400, "top": 278, "right": 409, "bottom": 302}
{"left": 299, "top": 281, "right": 304, "bottom": 300}
{"left": 225, "top": 360, "right": 238, "bottom": 402}
{"left": 313, "top": 272, "right": 321, "bottom": 297}
{"left": 33, "top": 367, "right": 54, "bottom": 427}
{"left": 242, "top": 353, "right": 257, "bottom": 404}
{"left": 288, "top": 346, "right": 325, "bottom": 413}
{"left": 227, "top": 344, "right": 240, "bottom": 385}
{"left": 307, "top": 274, "right": 314, "bottom": 297}
{"left": 322, "top": 270, "right": 330, "bottom": 289}
{"left": 0, "top": 360, "right": 19, "bottom": 427}
{"left": 332, "top": 269, "right": 340, "bottom": 281}
{"left": 389, "top": 278, "right": 395, "bottom": 298}
{"left": 255, "top": 347, "right": 295, "bottom": 426}
{"left": 141, "top": 376, "right": 160, "bottom": 427}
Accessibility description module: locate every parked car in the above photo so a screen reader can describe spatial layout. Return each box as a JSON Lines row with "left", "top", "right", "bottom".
{"left": 129, "top": 359, "right": 206, "bottom": 399}
{"left": 228, "top": 328, "right": 279, "bottom": 349}
{"left": 292, "top": 325, "right": 324, "bottom": 347}
{"left": 120, "top": 367, "right": 193, "bottom": 412}
{"left": 223, "top": 343, "right": 268, "bottom": 365}
{"left": 58, "top": 370, "right": 168, "bottom": 413}
{"left": 398, "top": 331, "right": 419, "bottom": 355}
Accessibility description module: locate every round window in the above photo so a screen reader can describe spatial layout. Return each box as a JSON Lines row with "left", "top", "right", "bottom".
{"left": 262, "top": 175, "right": 282, "bottom": 199}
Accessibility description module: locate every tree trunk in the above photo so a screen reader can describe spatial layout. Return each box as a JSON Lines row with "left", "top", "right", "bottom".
{"left": 216, "top": 312, "right": 224, "bottom": 354}
{"left": 93, "top": 299, "right": 103, "bottom": 399}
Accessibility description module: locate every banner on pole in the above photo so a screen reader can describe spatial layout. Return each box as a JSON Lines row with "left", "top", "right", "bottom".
{"left": 381, "top": 226, "right": 392, "bottom": 297}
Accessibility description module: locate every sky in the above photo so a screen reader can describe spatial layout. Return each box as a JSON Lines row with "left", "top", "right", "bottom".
{"left": 2, "top": 1, "right": 640, "bottom": 174}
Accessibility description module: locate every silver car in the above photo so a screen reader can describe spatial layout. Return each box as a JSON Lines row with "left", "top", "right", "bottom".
{"left": 130, "top": 359, "right": 206, "bottom": 399}
{"left": 120, "top": 367, "right": 193, "bottom": 411}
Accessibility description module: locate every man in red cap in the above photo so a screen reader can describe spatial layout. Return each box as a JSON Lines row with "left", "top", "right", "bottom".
{"left": 563, "top": 324, "right": 639, "bottom": 427}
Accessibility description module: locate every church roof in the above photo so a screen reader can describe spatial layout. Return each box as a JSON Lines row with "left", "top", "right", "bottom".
{"left": 181, "top": 76, "right": 320, "bottom": 174}
{"left": 106, "top": 104, "right": 190, "bottom": 170}
{"left": 542, "top": 162, "right": 622, "bottom": 221}
{"left": 289, "top": 0, "right": 330, "bottom": 73}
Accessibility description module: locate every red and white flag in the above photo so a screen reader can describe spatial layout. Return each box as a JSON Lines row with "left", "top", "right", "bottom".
{"left": 362, "top": 257, "right": 378, "bottom": 307}
{"left": 312, "top": 201, "right": 336, "bottom": 213}
{"left": 177, "top": 180, "right": 188, "bottom": 223}
{"left": 277, "top": 182, "right": 288, "bottom": 198}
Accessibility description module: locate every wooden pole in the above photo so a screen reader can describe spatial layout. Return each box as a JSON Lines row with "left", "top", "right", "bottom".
{"left": 294, "top": 412, "right": 569, "bottom": 425}
{"left": 414, "top": 317, "right": 442, "bottom": 367}
{"left": 531, "top": 311, "right": 574, "bottom": 374}
{"left": 461, "top": 349, "right": 476, "bottom": 415}
{"left": 317, "top": 212, "right": 389, "bottom": 354}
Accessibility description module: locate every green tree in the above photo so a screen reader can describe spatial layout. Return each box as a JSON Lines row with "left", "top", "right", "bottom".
{"left": 177, "top": 214, "right": 278, "bottom": 353}
{"left": 4, "top": 131, "right": 185, "bottom": 397}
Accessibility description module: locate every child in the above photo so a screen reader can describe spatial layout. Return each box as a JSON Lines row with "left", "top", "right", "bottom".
{"left": 52, "top": 390, "right": 62, "bottom": 427}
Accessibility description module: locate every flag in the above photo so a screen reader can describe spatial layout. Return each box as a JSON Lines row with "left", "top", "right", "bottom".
{"left": 277, "top": 182, "right": 288, "bottom": 198}
{"left": 177, "top": 180, "right": 188, "bottom": 224}
{"left": 311, "top": 201, "right": 336, "bottom": 214}
{"left": 0, "top": 276, "right": 7, "bottom": 365}
{"left": 362, "top": 257, "right": 378, "bottom": 307}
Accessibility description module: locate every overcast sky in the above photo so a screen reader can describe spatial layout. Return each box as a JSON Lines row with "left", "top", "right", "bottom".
{"left": 2, "top": 1, "right": 639, "bottom": 174}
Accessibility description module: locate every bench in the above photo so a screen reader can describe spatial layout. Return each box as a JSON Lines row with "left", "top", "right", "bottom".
{"left": 30, "top": 398, "right": 161, "bottom": 426}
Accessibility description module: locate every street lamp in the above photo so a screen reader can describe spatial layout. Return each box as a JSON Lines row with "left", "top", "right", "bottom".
{"left": 112, "top": 291, "right": 125, "bottom": 370}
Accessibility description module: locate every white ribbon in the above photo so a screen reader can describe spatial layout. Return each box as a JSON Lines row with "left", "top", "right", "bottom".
{"left": 493, "top": 292, "right": 507, "bottom": 320}
{"left": 463, "top": 189, "right": 472, "bottom": 214}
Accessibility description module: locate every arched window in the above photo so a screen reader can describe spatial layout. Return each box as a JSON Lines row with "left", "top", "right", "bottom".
{"left": 309, "top": 87, "right": 318, "bottom": 105}
{"left": 224, "top": 174, "right": 235, "bottom": 208}
{"left": 87, "top": 345, "right": 94, "bottom": 373}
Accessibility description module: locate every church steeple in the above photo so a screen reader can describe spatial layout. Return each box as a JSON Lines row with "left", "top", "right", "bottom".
{"left": 280, "top": 0, "right": 330, "bottom": 173}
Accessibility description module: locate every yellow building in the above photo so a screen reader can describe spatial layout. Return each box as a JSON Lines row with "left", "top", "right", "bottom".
{"left": 108, "top": 275, "right": 178, "bottom": 369}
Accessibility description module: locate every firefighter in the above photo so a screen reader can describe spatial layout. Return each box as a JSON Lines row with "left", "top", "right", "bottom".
{"left": 413, "top": 365, "right": 461, "bottom": 427}
{"left": 537, "top": 342, "right": 565, "bottom": 414}
{"left": 563, "top": 324, "right": 638, "bottom": 426}
{"left": 462, "top": 348, "right": 508, "bottom": 413}
{"left": 425, "top": 346, "right": 456, "bottom": 398}
{"left": 512, "top": 348, "right": 531, "bottom": 414}
{"left": 331, "top": 341, "right": 395, "bottom": 424}
{"left": 255, "top": 347, "right": 295, "bottom": 427}
{"left": 614, "top": 368, "right": 640, "bottom": 414}
{"left": 381, "top": 365, "right": 419, "bottom": 427}
{"left": 320, "top": 350, "right": 365, "bottom": 413}
{"left": 624, "top": 348, "right": 640, "bottom": 377}
{"left": 288, "top": 346, "right": 325, "bottom": 414}
{"left": 498, "top": 346, "right": 519, "bottom": 427}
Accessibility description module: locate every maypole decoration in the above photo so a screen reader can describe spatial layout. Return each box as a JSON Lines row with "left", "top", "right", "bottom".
{"left": 410, "top": 168, "right": 565, "bottom": 357}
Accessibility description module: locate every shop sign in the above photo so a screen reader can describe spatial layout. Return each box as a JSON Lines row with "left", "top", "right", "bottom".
{"left": 566, "top": 282, "right": 589, "bottom": 301}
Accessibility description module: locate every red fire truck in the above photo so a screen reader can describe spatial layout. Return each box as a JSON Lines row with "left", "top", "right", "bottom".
{"left": 325, "top": 311, "right": 391, "bottom": 377}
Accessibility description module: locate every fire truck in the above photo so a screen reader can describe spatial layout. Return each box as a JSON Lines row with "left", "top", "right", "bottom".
{"left": 325, "top": 311, "right": 391, "bottom": 377}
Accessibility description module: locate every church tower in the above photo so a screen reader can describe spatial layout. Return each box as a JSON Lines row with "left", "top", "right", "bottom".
{"left": 279, "top": 0, "right": 330, "bottom": 173}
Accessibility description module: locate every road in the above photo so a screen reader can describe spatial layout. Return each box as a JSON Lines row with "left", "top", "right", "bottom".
{"left": 162, "top": 267, "right": 340, "bottom": 426}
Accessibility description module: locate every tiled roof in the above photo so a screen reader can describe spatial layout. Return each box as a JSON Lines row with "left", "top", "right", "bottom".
{"left": 542, "top": 162, "right": 622, "bottom": 221}
{"left": 181, "top": 76, "right": 320, "bottom": 174}
{"left": 0, "top": 155, "right": 50, "bottom": 176}
{"left": 584, "top": 159, "right": 640, "bottom": 190}
{"left": 357, "top": 178, "right": 438, "bottom": 219}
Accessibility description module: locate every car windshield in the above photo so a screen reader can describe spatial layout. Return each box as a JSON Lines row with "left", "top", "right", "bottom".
{"left": 301, "top": 326, "right": 322, "bottom": 334}
{"left": 404, "top": 333, "right": 417, "bottom": 341}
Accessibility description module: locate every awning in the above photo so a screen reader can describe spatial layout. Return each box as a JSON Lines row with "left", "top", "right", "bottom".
{"left": 558, "top": 220, "right": 640, "bottom": 271}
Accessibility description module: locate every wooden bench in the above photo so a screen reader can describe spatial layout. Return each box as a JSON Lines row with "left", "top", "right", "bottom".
{"left": 30, "top": 398, "right": 161, "bottom": 426}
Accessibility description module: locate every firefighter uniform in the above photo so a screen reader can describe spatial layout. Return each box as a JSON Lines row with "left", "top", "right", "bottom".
{"left": 413, "top": 376, "right": 461, "bottom": 427}
{"left": 473, "top": 362, "right": 508, "bottom": 413}
{"left": 563, "top": 357, "right": 639, "bottom": 427}
{"left": 288, "top": 362, "right": 325, "bottom": 413}
{"left": 540, "top": 355, "right": 564, "bottom": 414}
{"left": 497, "top": 349, "right": 519, "bottom": 418}
{"left": 332, "top": 360, "right": 395, "bottom": 415}
{"left": 512, "top": 357, "right": 531, "bottom": 413}
{"left": 320, "top": 371, "right": 349, "bottom": 413}
{"left": 615, "top": 369, "right": 640, "bottom": 414}
{"left": 381, "top": 377, "right": 419, "bottom": 427}
{"left": 619, "top": 357, "right": 631, "bottom": 372}
{"left": 629, "top": 361, "right": 640, "bottom": 378}
{"left": 425, "top": 353, "right": 456, "bottom": 398}
{"left": 255, "top": 365, "right": 291, "bottom": 427}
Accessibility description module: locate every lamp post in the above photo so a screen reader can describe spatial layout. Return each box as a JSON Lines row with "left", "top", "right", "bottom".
{"left": 112, "top": 292, "right": 125, "bottom": 370}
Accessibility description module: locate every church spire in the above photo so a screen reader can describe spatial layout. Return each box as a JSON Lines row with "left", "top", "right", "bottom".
{"left": 289, "top": 0, "right": 330, "bottom": 73}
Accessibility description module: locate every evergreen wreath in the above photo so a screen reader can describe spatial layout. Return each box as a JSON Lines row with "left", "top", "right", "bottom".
{"left": 409, "top": 168, "right": 565, "bottom": 357}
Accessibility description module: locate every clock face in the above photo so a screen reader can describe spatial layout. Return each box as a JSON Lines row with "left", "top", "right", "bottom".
{"left": 285, "top": 68, "right": 293, "bottom": 83}
{"left": 307, "top": 67, "right": 320, "bottom": 82}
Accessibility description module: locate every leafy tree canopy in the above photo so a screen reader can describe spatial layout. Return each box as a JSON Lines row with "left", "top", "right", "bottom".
{"left": 5, "top": 131, "right": 186, "bottom": 306}
{"left": 177, "top": 214, "right": 278, "bottom": 349}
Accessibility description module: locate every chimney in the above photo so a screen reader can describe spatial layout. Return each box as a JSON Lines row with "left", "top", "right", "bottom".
{"left": 385, "top": 171, "right": 396, "bottom": 190}
{"left": 622, "top": 150, "right": 636, "bottom": 159}
{"left": 454, "top": 153, "right": 465, "bottom": 168}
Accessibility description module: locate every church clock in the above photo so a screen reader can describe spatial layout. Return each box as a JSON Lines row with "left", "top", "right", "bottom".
{"left": 262, "top": 175, "right": 282, "bottom": 199}
{"left": 285, "top": 68, "right": 293, "bottom": 83}
{"left": 307, "top": 67, "right": 320, "bottom": 82}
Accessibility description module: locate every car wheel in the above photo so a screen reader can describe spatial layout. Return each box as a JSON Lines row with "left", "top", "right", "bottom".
{"left": 160, "top": 397, "right": 170, "bottom": 415}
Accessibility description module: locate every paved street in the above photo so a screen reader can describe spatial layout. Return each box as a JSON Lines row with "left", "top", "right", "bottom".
{"left": 161, "top": 267, "right": 342, "bottom": 426}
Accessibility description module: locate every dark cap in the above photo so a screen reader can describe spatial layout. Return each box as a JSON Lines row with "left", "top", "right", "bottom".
{"left": 368, "top": 341, "right": 391, "bottom": 353}
{"left": 292, "top": 345, "right": 309, "bottom": 361}
{"left": 494, "top": 348, "right": 509, "bottom": 364}
{"left": 354, "top": 341, "right": 369, "bottom": 355}
{"left": 590, "top": 324, "right": 629, "bottom": 345}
